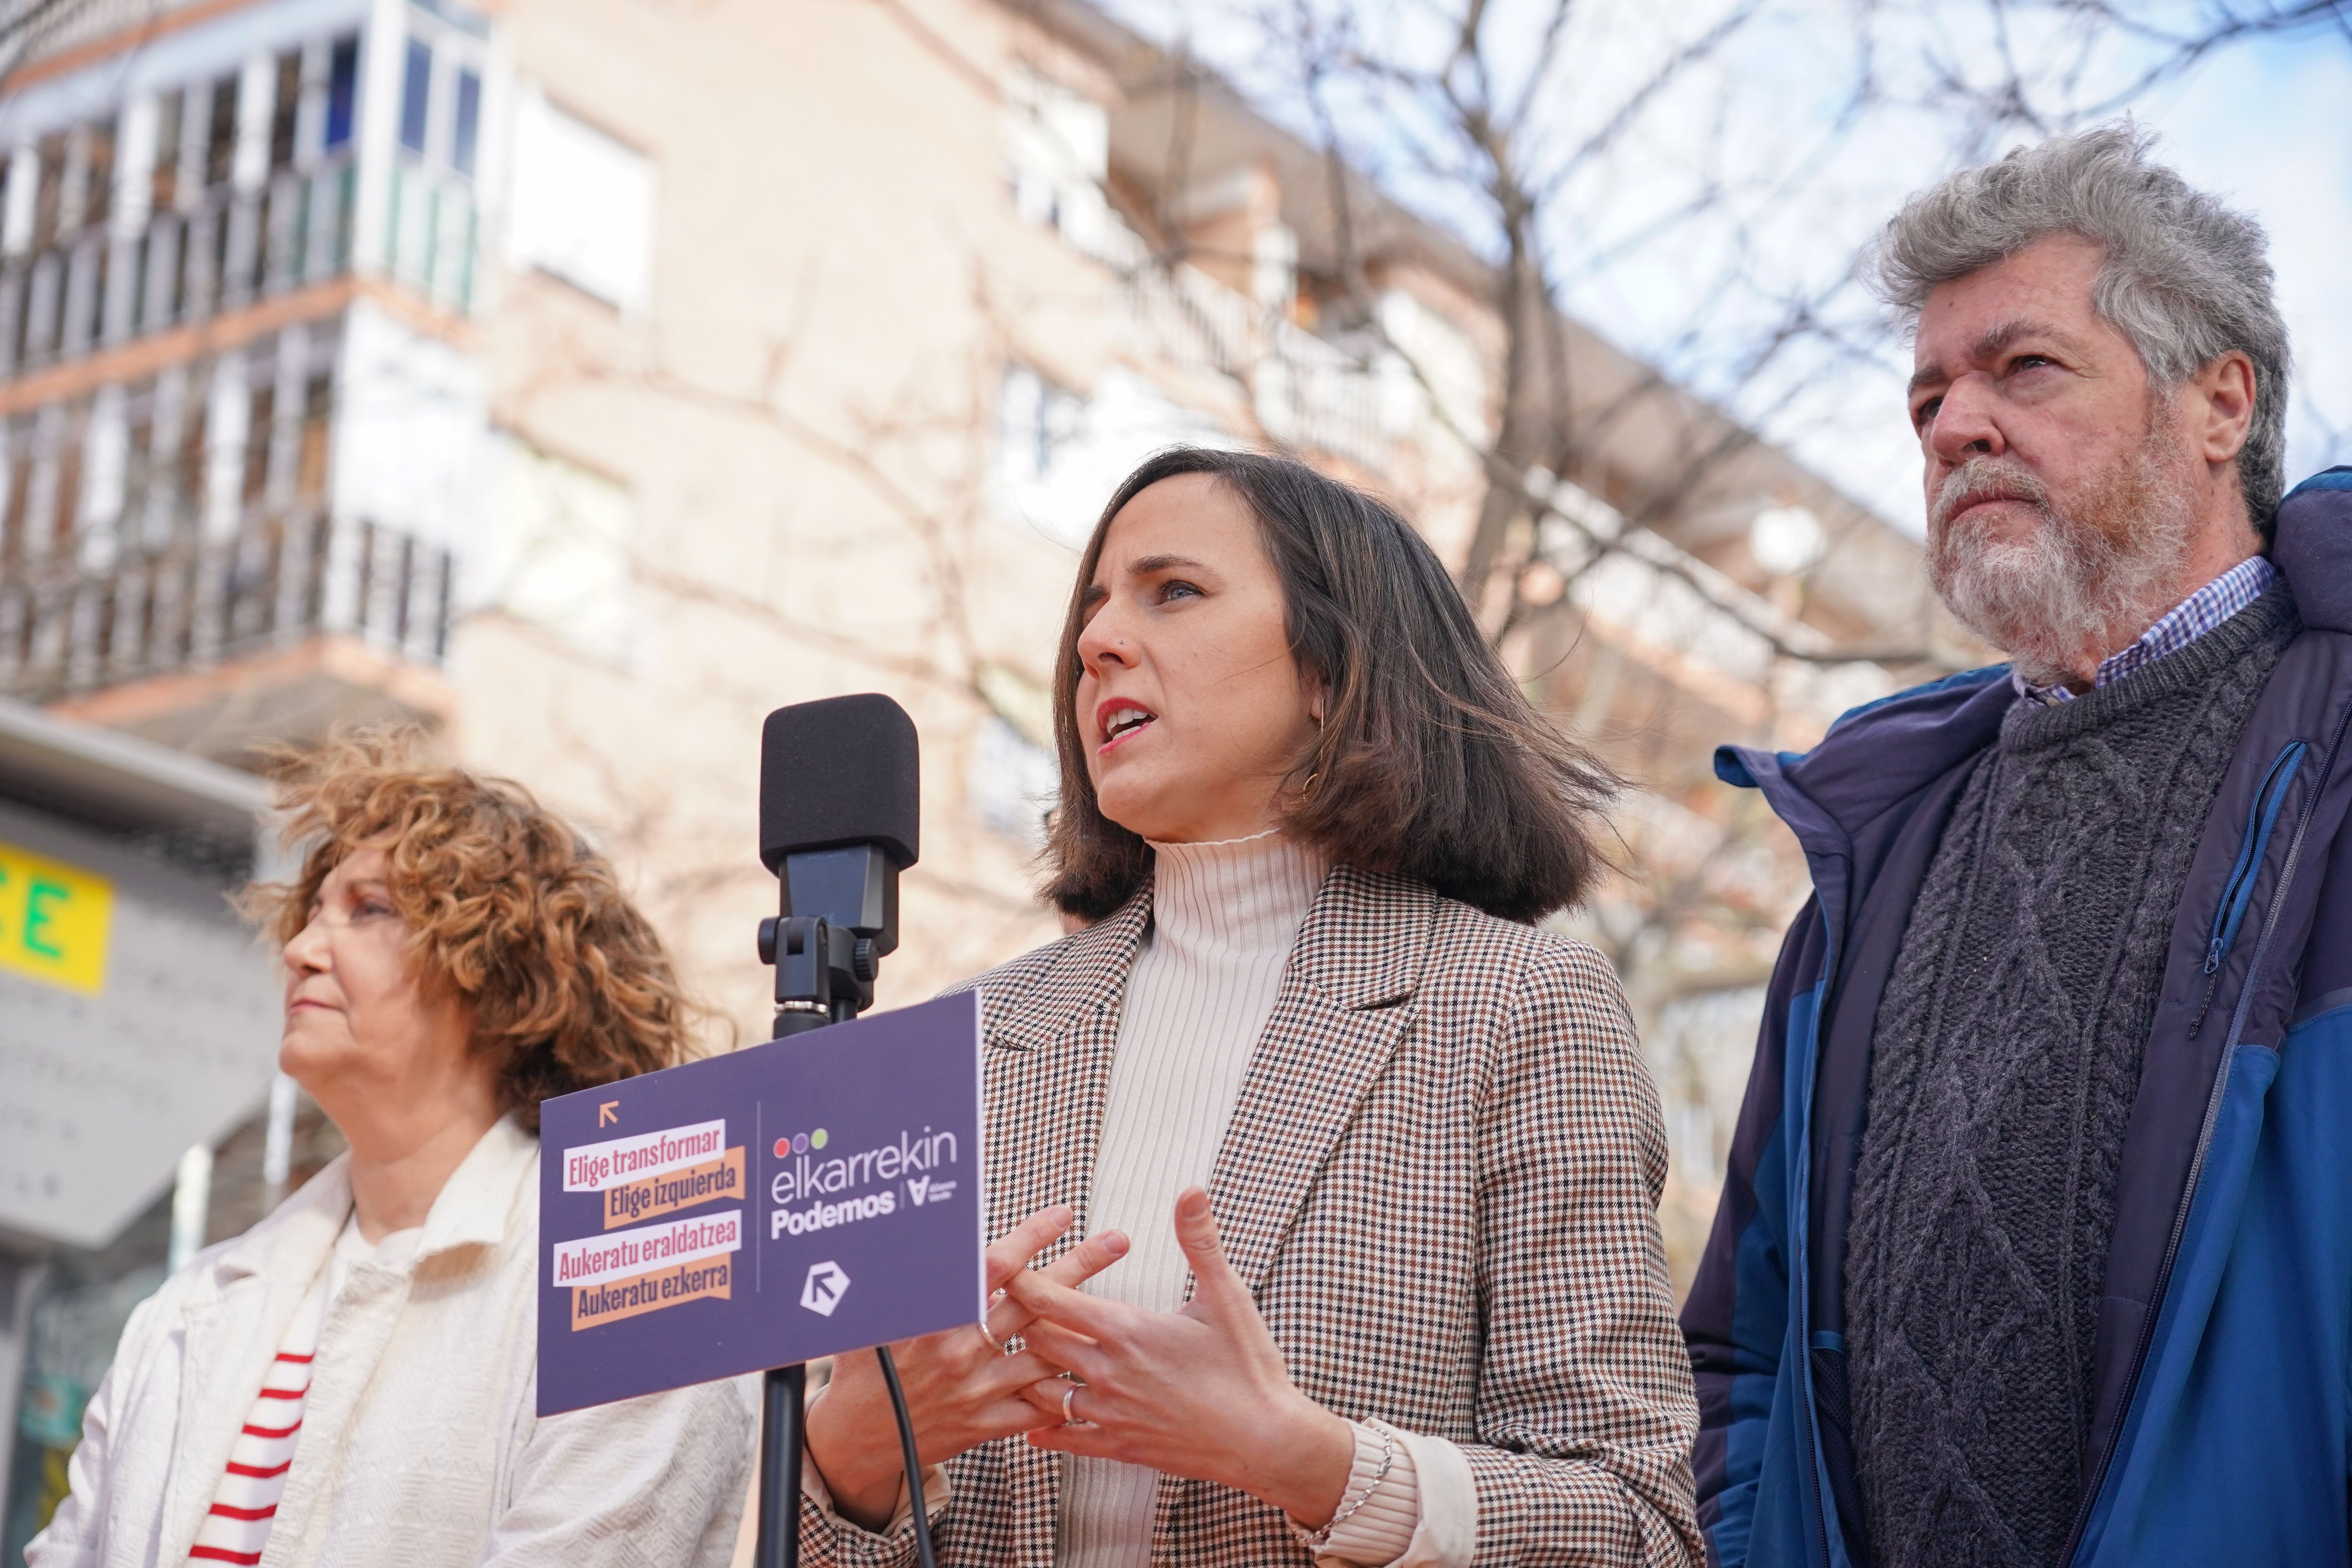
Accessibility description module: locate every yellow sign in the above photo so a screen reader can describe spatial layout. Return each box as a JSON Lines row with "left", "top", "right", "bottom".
{"left": 0, "top": 840, "right": 112, "bottom": 996}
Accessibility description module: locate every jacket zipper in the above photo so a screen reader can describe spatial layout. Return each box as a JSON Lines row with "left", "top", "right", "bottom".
{"left": 1808, "top": 1404, "right": 1830, "bottom": 1568}
{"left": 2059, "top": 705, "right": 2352, "bottom": 1567}
{"left": 2189, "top": 742, "right": 2309, "bottom": 1035}
{"left": 1797, "top": 970, "right": 1835, "bottom": 1568}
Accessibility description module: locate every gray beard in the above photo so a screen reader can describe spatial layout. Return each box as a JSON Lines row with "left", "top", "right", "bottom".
{"left": 1927, "top": 438, "right": 2198, "bottom": 689}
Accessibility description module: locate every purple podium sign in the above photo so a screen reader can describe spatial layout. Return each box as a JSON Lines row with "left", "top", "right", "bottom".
{"left": 536, "top": 991, "right": 985, "bottom": 1416}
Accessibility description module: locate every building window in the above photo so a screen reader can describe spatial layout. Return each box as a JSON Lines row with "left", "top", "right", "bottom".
{"left": 397, "top": 23, "right": 486, "bottom": 175}
{"left": 1002, "top": 65, "right": 1110, "bottom": 254}
{"left": 491, "top": 435, "right": 636, "bottom": 663}
{"left": 52, "top": 405, "right": 84, "bottom": 548}
{"left": 175, "top": 387, "right": 206, "bottom": 523}
{"left": 32, "top": 132, "right": 64, "bottom": 250}
{"left": 382, "top": 19, "right": 489, "bottom": 310}
{"left": 998, "top": 364, "right": 1084, "bottom": 489}
{"left": 296, "top": 375, "right": 333, "bottom": 501}
{"left": 452, "top": 70, "right": 482, "bottom": 177}
{"left": 270, "top": 52, "right": 302, "bottom": 172}
{"left": 968, "top": 713, "right": 1059, "bottom": 847}
{"left": 326, "top": 37, "right": 359, "bottom": 150}
{"left": 151, "top": 88, "right": 182, "bottom": 211}
{"left": 1377, "top": 290, "right": 1493, "bottom": 444}
{"left": 79, "top": 121, "right": 114, "bottom": 234}
{"left": 398, "top": 0, "right": 490, "bottom": 174}
{"left": 996, "top": 364, "right": 1231, "bottom": 549}
{"left": 1, "top": 421, "right": 26, "bottom": 558}
{"left": 202, "top": 74, "right": 237, "bottom": 191}
{"left": 507, "top": 88, "right": 656, "bottom": 313}
{"left": 399, "top": 40, "right": 433, "bottom": 155}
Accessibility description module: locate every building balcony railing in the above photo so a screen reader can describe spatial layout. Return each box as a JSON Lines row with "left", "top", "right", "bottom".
{"left": 0, "top": 143, "right": 483, "bottom": 379}
{"left": 0, "top": 504, "right": 453, "bottom": 704}
{"left": 0, "top": 152, "right": 358, "bottom": 380}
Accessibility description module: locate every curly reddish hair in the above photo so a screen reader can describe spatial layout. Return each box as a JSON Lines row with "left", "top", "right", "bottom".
{"left": 246, "top": 729, "right": 698, "bottom": 1131}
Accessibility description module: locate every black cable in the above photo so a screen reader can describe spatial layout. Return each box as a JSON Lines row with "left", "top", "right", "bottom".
{"left": 875, "top": 1345, "right": 939, "bottom": 1568}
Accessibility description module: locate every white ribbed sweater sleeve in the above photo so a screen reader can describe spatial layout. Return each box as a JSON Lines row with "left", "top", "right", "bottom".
{"left": 1058, "top": 831, "right": 1330, "bottom": 1568}
{"left": 1303, "top": 1421, "right": 1477, "bottom": 1567}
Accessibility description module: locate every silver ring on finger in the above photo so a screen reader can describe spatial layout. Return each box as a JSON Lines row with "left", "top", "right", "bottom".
{"left": 976, "top": 1290, "right": 1015, "bottom": 1354}
{"left": 1061, "top": 1382, "right": 1082, "bottom": 1425}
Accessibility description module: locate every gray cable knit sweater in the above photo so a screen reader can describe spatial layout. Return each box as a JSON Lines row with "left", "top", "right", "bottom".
{"left": 1844, "top": 587, "right": 2299, "bottom": 1568}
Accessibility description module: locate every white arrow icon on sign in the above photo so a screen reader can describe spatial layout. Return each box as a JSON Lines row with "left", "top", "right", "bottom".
{"left": 801, "top": 1260, "right": 850, "bottom": 1316}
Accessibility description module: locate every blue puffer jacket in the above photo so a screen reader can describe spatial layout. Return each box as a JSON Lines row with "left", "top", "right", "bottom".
{"left": 1682, "top": 467, "right": 2352, "bottom": 1568}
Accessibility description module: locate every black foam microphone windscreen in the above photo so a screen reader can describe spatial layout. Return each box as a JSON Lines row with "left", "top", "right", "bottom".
{"left": 758, "top": 694, "right": 921, "bottom": 873}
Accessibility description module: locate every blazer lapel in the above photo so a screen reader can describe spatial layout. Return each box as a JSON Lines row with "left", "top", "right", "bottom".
{"left": 978, "top": 889, "right": 1147, "bottom": 1568}
{"left": 1207, "top": 866, "right": 1436, "bottom": 1295}
{"left": 981, "top": 890, "right": 1147, "bottom": 1244}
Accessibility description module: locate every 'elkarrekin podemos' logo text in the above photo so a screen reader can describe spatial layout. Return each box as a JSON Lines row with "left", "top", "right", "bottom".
{"left": 769, "top": 1125, "right": 961, "bottom": 1238}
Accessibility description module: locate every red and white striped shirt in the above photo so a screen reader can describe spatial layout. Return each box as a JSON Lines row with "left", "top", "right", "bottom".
{"left": 184, "top": 1265, "right": 328, "bottom": 1566}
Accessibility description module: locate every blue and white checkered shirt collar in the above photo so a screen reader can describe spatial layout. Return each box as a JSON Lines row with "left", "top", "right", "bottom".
{"left": 2014, "top": 554, "right": 2280, "bottom": 706}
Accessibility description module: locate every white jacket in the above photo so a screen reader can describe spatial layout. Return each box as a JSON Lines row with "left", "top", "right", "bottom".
{"left": 30, "top": 1115, "right": 756, "bottom": 1568}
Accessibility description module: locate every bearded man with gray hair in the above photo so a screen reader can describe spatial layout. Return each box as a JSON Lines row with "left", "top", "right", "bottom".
{"left": 1683, "top": 124, "right": 2352, "bottom": 1568}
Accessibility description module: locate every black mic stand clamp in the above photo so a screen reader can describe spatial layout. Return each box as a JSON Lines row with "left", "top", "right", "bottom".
{"left": 759, "top": 913, "right": 876, "bottom": 1034}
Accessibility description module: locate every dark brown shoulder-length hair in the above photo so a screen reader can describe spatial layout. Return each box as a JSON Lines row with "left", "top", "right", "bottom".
{"left": 1042, "top": 447, "right": 1616, "bottom": 925}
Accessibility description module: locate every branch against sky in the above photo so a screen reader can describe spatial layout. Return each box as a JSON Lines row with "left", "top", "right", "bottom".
{"left": 1908, "top": 0, "right": 2352, "bottom": 148}
{"left": 1158, "top": 0, "right": 1925, "bottom": 637}
{"left": 1096, "top": 0, "right": 2346, "bottom": 516}
{"left": 1071, "top": 0, "right": 2344, "bottom": 1240}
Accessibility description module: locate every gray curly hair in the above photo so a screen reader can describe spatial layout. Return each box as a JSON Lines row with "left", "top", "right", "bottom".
{"left": 1869, "top": 123, "right": 2292, "bottom": 531}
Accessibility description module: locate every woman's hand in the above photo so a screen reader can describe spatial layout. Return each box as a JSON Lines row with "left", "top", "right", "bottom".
{"left": 805, "top": 1205, "right": 1130, "bottom": 1531}
{"left": 1009, "top": 1187, "right": 1357, "bottom": 1526}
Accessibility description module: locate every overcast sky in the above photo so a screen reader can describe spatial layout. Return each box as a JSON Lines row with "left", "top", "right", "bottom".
{"left": 1104, "top": 1, "right": 2352, "bottom": 537}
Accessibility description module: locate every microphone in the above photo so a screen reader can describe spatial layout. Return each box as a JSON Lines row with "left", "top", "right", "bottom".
{"left": 750, "top": 694, "right": 931, "bottom": 1568}
{"left": 755, "top": 694, "right": 921, "bottom": 1035}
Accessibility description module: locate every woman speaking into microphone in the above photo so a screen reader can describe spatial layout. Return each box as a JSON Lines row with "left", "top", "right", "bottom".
{"left": 801, "top": 449, "right": 1700, "bottom": 1566}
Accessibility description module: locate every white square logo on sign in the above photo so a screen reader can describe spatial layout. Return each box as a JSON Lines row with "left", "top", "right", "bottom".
{"left": 801, "top": 1260, "right": 850, "bottom": 1316}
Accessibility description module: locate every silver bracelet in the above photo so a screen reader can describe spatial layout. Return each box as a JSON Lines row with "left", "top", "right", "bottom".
{"left": 1302, "top": 1424, "right": 1396, "bottom": 1551}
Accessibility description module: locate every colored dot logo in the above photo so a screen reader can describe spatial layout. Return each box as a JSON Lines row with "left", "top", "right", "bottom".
{"left": 772, "top": 1128, "right": 829, "bottom": 1158}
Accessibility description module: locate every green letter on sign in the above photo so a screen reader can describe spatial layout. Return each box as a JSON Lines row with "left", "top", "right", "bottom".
{"left": 24, "top": 880, "right": 69, "bottom": 958}
{"left": 0, "top": 840, "right": 113, "bottom": 993}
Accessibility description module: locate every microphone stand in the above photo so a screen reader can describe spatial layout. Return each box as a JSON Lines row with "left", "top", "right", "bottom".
{"left": 752, "top": 866, "right": 913, "bottom": 1568}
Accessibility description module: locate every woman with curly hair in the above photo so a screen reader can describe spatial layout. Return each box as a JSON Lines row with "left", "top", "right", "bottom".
{"left": 30, "top": 733, "right": 754, "bottom": 1568}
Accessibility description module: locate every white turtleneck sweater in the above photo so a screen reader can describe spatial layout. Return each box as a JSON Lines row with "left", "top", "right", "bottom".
{"left": 1054, "top": 832, "right": 1472, "bottom": 1568}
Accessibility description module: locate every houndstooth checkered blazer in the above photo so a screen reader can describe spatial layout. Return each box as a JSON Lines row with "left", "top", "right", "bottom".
{"left": 800, "top": 863, "right": 1701, "bottom": 1567}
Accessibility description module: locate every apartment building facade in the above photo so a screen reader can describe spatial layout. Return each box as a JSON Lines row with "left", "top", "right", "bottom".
{"left": 0, "top": 0, "right": 1944, "bottom": 1548}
